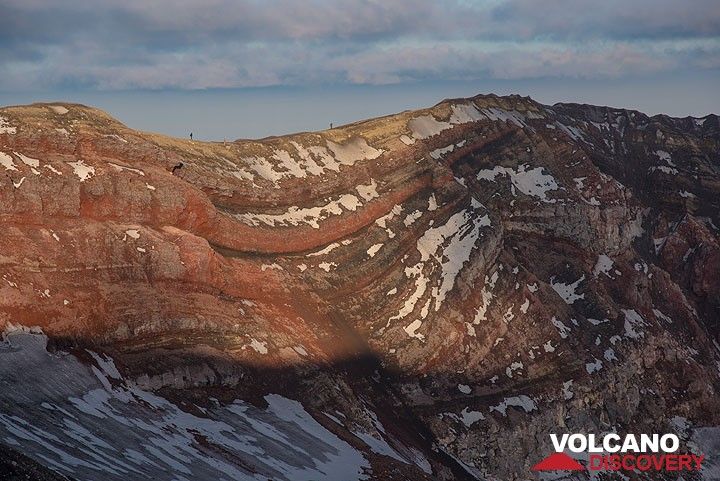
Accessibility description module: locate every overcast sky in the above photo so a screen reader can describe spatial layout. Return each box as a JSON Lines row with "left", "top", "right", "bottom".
{"left": 1, "top": 0, "right": 719, "bottom": 139}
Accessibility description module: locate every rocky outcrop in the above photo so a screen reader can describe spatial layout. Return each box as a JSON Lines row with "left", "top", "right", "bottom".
{"left": 0, "top": 94, "right": 718, "bottom": 480}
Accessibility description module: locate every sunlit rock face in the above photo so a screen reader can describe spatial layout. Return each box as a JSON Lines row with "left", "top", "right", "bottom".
{"left": 0, "top": 95, "right": 719, "bottom": 480}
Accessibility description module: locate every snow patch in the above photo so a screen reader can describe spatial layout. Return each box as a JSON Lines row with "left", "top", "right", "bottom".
{"left": 490, "top": 396, "right": 536, "bottom": 416}
{"left": 248, "top": 338, "right": 268, "bottom": 354}
{"left": 505, "top": 361, "right": 524, "bottom": 378}
{"left": 476, "top": 164, "right": 560, "bottom": 203}
{"left": 307, "top": 242, "right": 345, "bottom": 257}
{"left": 403, "top": 210, "right": 423, "bottom": 227}
{"left": 653, "top": 237, "right": 667, "bottom": 254}
{"left": 520, "top": 298, "right": 530, "bottom": 314}
{"left": 459, "top": 407, "right": 484, "bottom": 427}
{"left": 392, "top": 202, "right": 491, "bottom": 337}
{"left": 14, "top": 152, "right": 40, "bottom": 174}
{"left": 0, "top": 331, "right": 370, "bottom": 481}
{"left": 242, "top": 138, "right": 381, "bottom": 187}
{"left": 585, "top": 358, "right": 603, "bottom": 374}
{"left": 49, "top": 105, "right": 69, "bottom": 115}
{"left": 551, "top": 317, "right": 571, "bottom": 339}
{"left": 67, "top": 160, "right": 95, "bottom": 182}
{"left": 622, "top": 309, "right": 646, "bottom": 339}
{"left": 237, "top": 191, "right": 369, "bottom": 229}
{"left": 404, "top": 320, "right": 424, "bottom": 341}
{"left": 408, "top": 115, "right": 451, "bottom": 139}
{"left": 0, "top": 152, "right": 18, "bottom": 171}
{"left": 318, "top": 262, "right": 337, "bottom": 272}
{"left": 261, "top": 263, "right": 283, "bottom": 271}
{"left": 366, "top": 244, "right": 383, "bottom": 258}
{"left": 355, "top": 179, "right": 378, "bottom": 201}
{"left": 0, "top": 116, "right": 16, "bottom": 134}
{"left": 430, "top": 144, "right": 455, "bottom": 160}
{"left": 655, "top": 150, "right": 674, "bottom": 166}
{"left": 649, "top": 166, "right": 679, "bottom": 175}
{"left": 327, "top": 137, "right": 382, "bottom": 165}
{"left": 44, "top": 165, "right": 63, "bottom": 175}
{"left": 399, "top": 135, "right": 415, "bottom": 145}
{"left": 449, "top": 103, "right": 485, "bottom": 124}
{"left": 550, "top": 275, "right": 585, "bottom": 304}
{"left": 408, "top": 103, "right": 485, "bottom": 140}
{"left": 593, "top": 254, "right": 614, "bottom": 278}
{"left": 653, "top": 308, "right": 672, "bottom": 323}
{"left": 108, "top": 163, "right": 145, "bottom": 176}
{"left": 457, "top": 384, "right": 472, "bottom": 394}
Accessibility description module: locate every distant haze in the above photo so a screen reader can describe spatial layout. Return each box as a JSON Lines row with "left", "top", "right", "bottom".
{"left": 2, "top": 73, "right": 718, "bottom": 141}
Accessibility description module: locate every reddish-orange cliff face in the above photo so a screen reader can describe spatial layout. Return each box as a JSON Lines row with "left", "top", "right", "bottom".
{"left": 1, "top": 96, "right": 719, "bottom": 480}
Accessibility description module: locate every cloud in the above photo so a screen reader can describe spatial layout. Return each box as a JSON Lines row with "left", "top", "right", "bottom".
{"left": 491, "top": 0, "right": 720, "bottom": 40}
{"left": 0, "top": 0, "right": 719, "bottom": 90}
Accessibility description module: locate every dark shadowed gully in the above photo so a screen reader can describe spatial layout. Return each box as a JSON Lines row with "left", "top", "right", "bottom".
{"left": 0, "top": 94, "right": 719, "bottom": 480}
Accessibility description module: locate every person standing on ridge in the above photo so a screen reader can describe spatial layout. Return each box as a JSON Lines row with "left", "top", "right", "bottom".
{"left": 190, "top": 132, "right": 193, "bottom": 140}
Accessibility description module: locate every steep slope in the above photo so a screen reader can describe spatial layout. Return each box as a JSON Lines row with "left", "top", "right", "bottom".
{"left": 0, "top": 95, "right": 718, "bottom": 480}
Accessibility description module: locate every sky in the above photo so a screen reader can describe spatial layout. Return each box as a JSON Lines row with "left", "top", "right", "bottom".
{"left": 1, "top": 0, "right": 719, "bottom": 140}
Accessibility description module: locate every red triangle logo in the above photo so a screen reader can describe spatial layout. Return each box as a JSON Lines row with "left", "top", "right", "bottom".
{"left": 532, "top": 452, "right": 586, "bottom": 471}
